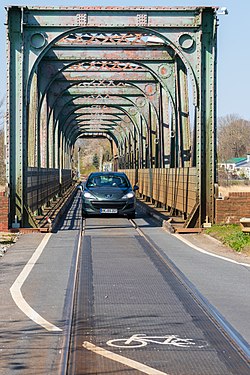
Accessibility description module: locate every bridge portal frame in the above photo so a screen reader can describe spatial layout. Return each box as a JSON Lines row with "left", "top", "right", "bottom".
{"left": 6, "top": 6, "right": 218, "bottom": 227}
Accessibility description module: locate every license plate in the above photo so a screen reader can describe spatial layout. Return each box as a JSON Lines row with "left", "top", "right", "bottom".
{"left": 100, "top": 208, "right": 118, "bottom": 214}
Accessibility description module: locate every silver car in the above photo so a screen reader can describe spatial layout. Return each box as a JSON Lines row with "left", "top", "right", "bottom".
{"left": 82, "top": 172, "right": 138, "bottom": 219}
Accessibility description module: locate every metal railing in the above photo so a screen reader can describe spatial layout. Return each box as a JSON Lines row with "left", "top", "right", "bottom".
{"left": 27, "top": 167, "right": 72, "bottom": 212}
{"left": 120, "top": 167, "right": 198, "bottom": 217}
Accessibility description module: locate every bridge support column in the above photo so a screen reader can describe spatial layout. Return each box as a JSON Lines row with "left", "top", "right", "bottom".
{"left": 7, "top": 7, "right": 26, "bottom": 227}
{"left": 198, "top": 8, "right": 217, "bottom": 226}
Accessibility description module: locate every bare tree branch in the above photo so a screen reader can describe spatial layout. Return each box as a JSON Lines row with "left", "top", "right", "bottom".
{"left": 217, "top": 114, "right": 250, "bottom": 161}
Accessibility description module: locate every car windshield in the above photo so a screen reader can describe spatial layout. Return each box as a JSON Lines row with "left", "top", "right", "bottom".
{"left": 86, "top": 174, "right": 129, "bottom": 188}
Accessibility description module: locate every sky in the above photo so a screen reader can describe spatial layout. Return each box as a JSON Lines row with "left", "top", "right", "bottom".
{"left": 0, "top": 0, "right": 249, "bottom": 120}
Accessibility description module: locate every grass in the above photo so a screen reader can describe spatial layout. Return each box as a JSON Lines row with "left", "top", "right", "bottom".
{"left": 205, "top": 224, "right": 250, "bottom": 253}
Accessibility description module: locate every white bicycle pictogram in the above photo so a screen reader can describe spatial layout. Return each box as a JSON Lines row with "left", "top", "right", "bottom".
{"left": 106, "top": 334, "right": 207, "bottom": 349}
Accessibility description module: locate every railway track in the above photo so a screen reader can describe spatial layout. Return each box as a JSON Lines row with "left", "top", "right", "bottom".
{"left": 61, "top": 213, "right": 249, "bottom": 375}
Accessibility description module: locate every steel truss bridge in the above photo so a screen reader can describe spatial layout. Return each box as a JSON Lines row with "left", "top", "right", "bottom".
{"left": 6, "top": 6, "right": 218, "bottom": 228}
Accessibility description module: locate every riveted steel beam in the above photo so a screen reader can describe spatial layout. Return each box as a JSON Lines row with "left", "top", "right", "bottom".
{"left": 7, "top": 7, "right": 25, "bottom": 225}
{"left": 44, "top": 48, "right": 173, "bottom": 62}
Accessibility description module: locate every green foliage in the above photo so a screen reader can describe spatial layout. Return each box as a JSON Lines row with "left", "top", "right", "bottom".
{"left": 205, "top": 224, "right": 250, "bottom": 252}
{"left": 226, "top": 231, "right": 250, "bottom": 252}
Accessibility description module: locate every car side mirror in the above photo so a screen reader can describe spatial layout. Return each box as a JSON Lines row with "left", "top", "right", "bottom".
{"left": 133, "top": 185, "right": 139, "bottom": 191}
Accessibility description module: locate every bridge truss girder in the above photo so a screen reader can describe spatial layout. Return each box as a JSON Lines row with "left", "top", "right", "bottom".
{"left": 6, "top": 6, "right": 218, "bottom": 227}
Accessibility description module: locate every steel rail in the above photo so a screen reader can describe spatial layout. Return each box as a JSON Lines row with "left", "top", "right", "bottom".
{"left": 59, "top": 210, "right": 84, "bottom": 375}
{"left": 64, "top": 213, "right": 249, "bottom": 372}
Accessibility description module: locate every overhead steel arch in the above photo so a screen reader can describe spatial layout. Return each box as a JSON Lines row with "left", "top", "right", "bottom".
{"left": 38, "top": 60, "right": 159, "bottom": 169}
{"left": 6, "top": 6, "right": 218, "bottom": 228}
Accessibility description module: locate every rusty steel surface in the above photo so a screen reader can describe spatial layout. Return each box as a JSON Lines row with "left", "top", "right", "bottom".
{"left": 6, "top": 6, "right": 217, "bottom": 228}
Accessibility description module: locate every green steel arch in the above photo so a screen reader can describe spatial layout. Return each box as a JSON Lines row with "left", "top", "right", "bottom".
{"left": 6, "top": 6, "right": 218, "bottom": 227}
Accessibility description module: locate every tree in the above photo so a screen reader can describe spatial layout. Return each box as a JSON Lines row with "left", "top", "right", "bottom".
{"left": 74, "top": 138, "right": 111, "bottom": 175}
{"left": 92, "top": 153, "right": 99, "bottom": 169}
{"left": 217, "top": 114, "right": 250, "bottom": 162}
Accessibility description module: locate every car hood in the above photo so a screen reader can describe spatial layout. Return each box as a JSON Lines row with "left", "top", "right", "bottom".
{"left": 86, "top": 187, "right": 131, "bottom": 200}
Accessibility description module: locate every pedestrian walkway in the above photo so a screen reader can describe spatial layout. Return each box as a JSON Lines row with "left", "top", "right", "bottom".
{"left": 0, "top": 194, "right": 82, "bottom": 375}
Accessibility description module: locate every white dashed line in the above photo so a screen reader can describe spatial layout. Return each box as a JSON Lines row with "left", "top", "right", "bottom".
{"left": 10, "top": 233, "right": 62, "bottom": 332}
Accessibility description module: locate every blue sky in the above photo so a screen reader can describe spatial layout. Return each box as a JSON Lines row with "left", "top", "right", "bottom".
{"left": 1, "top": 1, "right": 249, "bottom": 120}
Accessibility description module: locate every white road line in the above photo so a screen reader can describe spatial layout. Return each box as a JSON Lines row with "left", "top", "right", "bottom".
{"left": 174, "top": 233, "right": 250, "bottom": 267}
{"left": 83, "top": 341, "right": 170, "bottom": 375}
{"left": 10, "top": 233, "right": 62, "bottom": 332}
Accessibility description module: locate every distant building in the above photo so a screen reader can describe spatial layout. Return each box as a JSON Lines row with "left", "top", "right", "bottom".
{"left": 220, "top": 154, "right": 250, "bottom": 179}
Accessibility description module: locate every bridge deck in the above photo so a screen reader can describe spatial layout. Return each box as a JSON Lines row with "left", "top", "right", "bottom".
{"left": 0, "top": 193, "right": 249, "bottom": 374}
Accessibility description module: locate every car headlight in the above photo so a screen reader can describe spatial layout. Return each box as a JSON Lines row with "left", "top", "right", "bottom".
{"left": 83, "top": 191, "right": 95, "bottom": 199}
{"left": 122, "top": 192, "right": 135, "bottom": 199}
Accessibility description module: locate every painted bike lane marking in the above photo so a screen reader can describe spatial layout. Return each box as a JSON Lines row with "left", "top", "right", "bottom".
{"left": 10, "top": 233, "right": 62, "bottom": 332}
{"left": 106, "top": 334, "right": 207, "bottom": 349}
{"left": 83, "top": 341, "right": 170, "bottom": 375}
